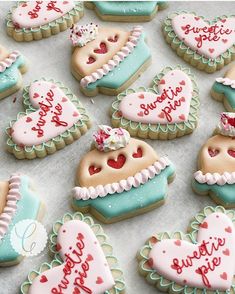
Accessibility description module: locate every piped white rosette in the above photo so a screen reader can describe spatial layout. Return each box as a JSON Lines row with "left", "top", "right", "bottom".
{"left": 0, "top": 51, "right": 20, "bottom": 73}
{"left": 216, "top": 77, "right": 235, "bottom": 89}
{"left": 72, "top": 126, "right": 171, "bottom": 200}
{"left": 194, "top": 112, "right": 235, "bottom": 186}
{"left": 70, "top": 23, "right": 98, "bottom": 47}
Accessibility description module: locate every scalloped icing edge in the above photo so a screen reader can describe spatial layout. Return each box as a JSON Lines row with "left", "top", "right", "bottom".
{"left": 5, "top": 78, "right": 91, "bottom": 159}
{"left": 137, "top": 205, "right": 235, "bottom": 294}
{"left": 5, "top": 1, "right": 84, "bottom": 42}
{"left": 163, "top": 11, "right": 235, "bottom": 73}
{"left": 20, "top": 212, "right": 125, "bottom": 294}
{"left": 110, "top": 65, "right": 200, "bottom": 140}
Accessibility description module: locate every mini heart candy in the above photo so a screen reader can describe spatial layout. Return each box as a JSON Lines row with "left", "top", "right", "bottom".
{"left": 6, "top": 79, "right": 91, "bottom": 159}
{"left": 138, "top": 207, "right": 235, "bottom": 292}
{"left": 21, "top": 213, "right": 125, "bottom": 294}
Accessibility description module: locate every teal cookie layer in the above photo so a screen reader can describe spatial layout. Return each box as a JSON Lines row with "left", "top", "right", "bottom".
{"left": 212, "top": 81, "right": 235, "bottom": 110}
{"left": 73, "top": 164, "right": 175, "bottom": 221}
{"left": 0, "top": 176, "right": 41, "bottom": 263}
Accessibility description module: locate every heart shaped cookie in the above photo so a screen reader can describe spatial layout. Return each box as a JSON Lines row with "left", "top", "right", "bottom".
{"left": 111, "top": 65, "right": 199, "bottom": 140}
{"left": 138, "top": 206, "right": 235, "bottom": 293}
{"left": 6, "top": 1, "right": 84, "bottom": 42}
{"left": 6, "top": 78, "right": 91, "bottom": 159}
{"left": 20, "top": 212, "right": 125, "bottom": 294}
{"left": 163, "top": 12, "right": 235, "bottom": 73}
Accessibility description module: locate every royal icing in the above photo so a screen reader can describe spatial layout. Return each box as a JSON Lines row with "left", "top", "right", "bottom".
{"left": 73, "top": 156, "right": 170, "bottom": 200}
{"left": 171, "top": 14, "right": 235, "bottom": 59}
{"left": 12, "top": 1, "right": 75, "bottom": 29}
{"left": 149, "top": 212, "right": 235, "bottom": 291}
{"left": 28, "top": 220, "right": 114, "bottom": 294}
{"left": 216, "top": 77, "right": 235, "bottom": 89}
{"left": 0, "top": 51, "right": 20, "bottom": 73}
{"left": 11, "top": 81, "right": 80, "bottom": 146}
{"left": 194, "top": 170, "right": 235, "bottom": 185}
{"left": 119, "top": 69, "right": 193, "bottom": 124}
{"left": 70, "top": 23, "right": 99, "bottom": 47}
{"left": 217, "top": 112, "right": 235, "bottom": 137}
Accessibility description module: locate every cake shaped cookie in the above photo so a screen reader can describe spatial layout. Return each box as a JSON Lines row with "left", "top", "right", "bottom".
{"left": 85, "top": 1, "right": 167, "bottom": 22}
{"left": 193, "top": 113, "right": 235, "bottom": 207}
{"left": 211, "top": 64, "right": 235, "bottom": 112}
{"left": 138, "top": 205, "right": 235, "bottom": 293}
{"left": 163, "top": 12, "right": 235, "bottom": 73}
{"left": 21, "top": 212, "right": 125, "bottom": 294}
{"left": 6, "top": 78, "right": 91, "bottom": 159}
{"left": 111, "top": 65, "right": 199, "bottom": 140}
{"left": 0, "top": 44, "right": 27, "bottom": 99}
{"left": 70, "top": 23, "right": 151, "bottom": 96}
{"left": 0, "top": 174, "right": 44, "bottom": 266}
{"left": 6, "top": 1, "right": 83, "bottom": 42}
{"left": 72, "top": 125, "right": 175, "bottom": 223}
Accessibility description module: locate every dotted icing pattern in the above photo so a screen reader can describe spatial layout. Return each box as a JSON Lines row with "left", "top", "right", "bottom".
{"left": 111, "top": 65, "right": 199, "bottom": 136}
{"left": 20, "top": 212, "right": 125, "bottom": 294}
{"left": 138, "top": 206, "right": 235, "bottom": 294}
{"left": 6, "top": 78, "right": 90, "bottom": 155}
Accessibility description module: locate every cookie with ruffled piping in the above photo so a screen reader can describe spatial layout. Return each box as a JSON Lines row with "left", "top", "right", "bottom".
{"left": 111, "top": 65, "right": 199, "bottom": 140}
{"left": 85, "top": 1, "right": 167, "bottom": 22}
{"left": 211, "top": 64, "right": 235, "bottom": 112}
{"left": 6, "top": 1, "right": 83, "bottom": 42}
{"left": 20, "top": 211, "right": 125, "bottom": 294}
{"left": 137, "top": 205, "right": 235, "bottom": 293}
{"left": 193, "top": 113, "right": 235, "bottom": 208}
{"left": 72, "top": 125, "right": 175, "bottom": 223}
{"left": 6, "top": 78, "right": 91, "bottom": 159}
{"left": 69, "top": 23, "right": 151, "bottom": 96}
{"left": 0, "top": 44, "right": 27, "bottom": 99}
{"left": 0, "top": 174, "right": 45, "bottom": 266}
{"left": 163, "top": 12, "right": 235, "bottom": 73}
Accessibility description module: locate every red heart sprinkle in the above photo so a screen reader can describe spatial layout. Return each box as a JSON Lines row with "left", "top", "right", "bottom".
{"left": 26, "top": 117, "right": 32, "bottom": 123}
{"left": 137, "top": 111, "right": 144, "bottom": 117}
{"left": 159, "top": 79, "right": 165, "bottom": 85}
{"left": 194, "top": 16, "right": 200, "bottom": 21}
{"left": 33, "top": 93, "right": 39, "bottom": 98}
{"left": 62, "top": 97, "right": 67, "bottom": 102}
{"left": 86, "top": 254, "right": 94, "bottom": 262}
{"left": 225, "top": 226, "right": 232, "bottom": 233}
{"left": 179, "top": 114, "right": 185, "bottom": 121}
{"left": 40, "top": 275, "right": 48, "bottom": 283}
{"left": 220, "top": 272, "right": 228, "bottom": 280}
{"left": 174, "top": 240, "right": 181, "bottom": 246}
{"left": 56, "top": 243, "right": 62, "bottom": 251}
{"left": 158, "top": 112, "right": 165, "bottom": 119}
{"left": 148, "top": 258, "right": 154, "bottom": 268}
{"left": 96, "top": 277, "right": 104, "bottom": 284}
{"left": 222, "top": 39, "right": 228, "bottom": 43}
{"left": 138, "top": 94, "right": 145, "bottom": 99}
{"left": 221, "top": 19, "right": 226, "bottom": 23}
{"left": 180, "top": 97, "right": 186, "bottom": 102}
{"left": 209, "top": 48, "right": 215, "bottom": 54}
{"left": 200, "top": 222, "right": 208, "bottom": 229}
{"left": 223, "top": 248, "right": 230, "bottom": 256}
{"left": 73, "top": 112, "right": 79, "bottom": 117}
{"left": 77, "top": 233, "right": 84, "bottom": 240}
{"left": 180, "top": 80, "right": 185, "bottom": 86}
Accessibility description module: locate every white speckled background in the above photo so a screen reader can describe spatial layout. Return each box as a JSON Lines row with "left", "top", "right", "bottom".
{"left": 0, "top": 1, "right": 235, "bottom": 293}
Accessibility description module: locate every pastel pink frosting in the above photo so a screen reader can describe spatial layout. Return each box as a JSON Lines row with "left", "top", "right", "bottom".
{"left": 0, "top": 51, "right": 20, "bottom": 73}
{"left": 216, "top": 77, "right": 235, "bottom": 89}
{"left": 194, "top": 170, "right": 235, "bottom": 186}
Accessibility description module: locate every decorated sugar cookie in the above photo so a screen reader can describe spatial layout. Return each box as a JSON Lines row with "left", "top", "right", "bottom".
{"left": 193, "top": 113, "right": 235, "bottom": 207}
{"left": 211, "top": 65, "right": 235, "bottom": 112}
{"left": 0, "top": 44, "right": 27, "bottom": 99}
{"left": 138, "top": 206, "right": 235, "bottom": 293}
{"left": 85, "top": 1, "right": 167, "bottom": 22}
{"left": 70, "top": 23, "right": 151, "bottom": 96}
{"left": 72, "top": 125, "right": 175, "bottom": 223}
{"left": 111, "top": 65, "right": 199, "bottom": 140}
{"left": 6, "top": 78, "right": 91, "bottom": 159}
{"left": 6, "top": 1, "right": 83, "bottom": 42}
{"left": 21, "top": 212, "right": 125, "bottom": 294}
{"left": 0, "top": 174, "right": 44, "bottom": 266}
{"left": 163, "top": 12, "right": 235, "bottom": 73}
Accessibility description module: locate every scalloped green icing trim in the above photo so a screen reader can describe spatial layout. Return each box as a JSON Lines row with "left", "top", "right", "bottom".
{"left": 138, "top": 206, "right": 235, "bottom": 294}
{"left": 111, "top": 65, "right": 199, "bottom": 135}
{"left": 5, "top": 78, "right": 91, "bottom": 154}
{"left": 163, "top": 11, "right": 235, "bottom": 68}
{"left": 21, "top": 212, "right": 125, "bottom": 294}
{"left": 5, "top": 1, "right": 83, "bottom": 34}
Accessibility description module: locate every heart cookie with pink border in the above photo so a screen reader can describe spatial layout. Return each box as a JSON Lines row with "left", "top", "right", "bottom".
{"left": 6, "top": 78, "right": 91, "bottom": 159}
{"left": 20, "top": 212, "right": 125, "bottom": 294}
{"left": 111, "top": 65, "right": 199, "bottom": 140}
{"left": 163, "top": 12, "right": 235, "bottom": 73}
{"left": 138, "top": 206, "right": 235, "bottom": 293}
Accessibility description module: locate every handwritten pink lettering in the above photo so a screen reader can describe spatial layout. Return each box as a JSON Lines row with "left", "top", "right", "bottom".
{"left": 27, "top": 1, "right": 62, "bottom": 19}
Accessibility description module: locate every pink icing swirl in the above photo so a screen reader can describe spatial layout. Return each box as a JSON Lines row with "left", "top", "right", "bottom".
{"left": 80, "top": 26, "right": 143, "bottom": 88}
{"left": 72, "top": 157, "right": 171, "bottom": 200}
{"left": 0, "top": 174, "right": 21, "bottom": 240}
{"left": 194, "top": 170, "right": 235, "bottom": 186}
{"left": 216, "top": 77, "right": 235, "bottom": 89}
{"left": 0, "top": 51, "right": 20, "bottom": 73}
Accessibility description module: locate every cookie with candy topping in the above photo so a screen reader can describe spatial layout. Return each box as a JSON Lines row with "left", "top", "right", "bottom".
{"left": 72, "top": 125, "right": 175, "bottom": 223}
{"left": 70, "top": 23, "right": 151, "bottom": 96}
{"left": 193, "top": 113, "right": 235, "bottom": 207}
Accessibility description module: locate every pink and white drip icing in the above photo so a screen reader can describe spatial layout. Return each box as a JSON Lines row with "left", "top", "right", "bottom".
{"left": 70, "top": 23, "right": 98, "bottom": 47}
{"left": 194, "top": 112, "right": 235, "bottom": 185}
{"left": 79, "top": 26, "right": 143, "bottom": 88}
{"left": 0, "top": 174, "right": 21, "bottom": 240}
{"left": 0, "top": 51, "right": 20, "bottom": 73}
{"left": 216, "top": 77, "right": 235, "bottom": 89}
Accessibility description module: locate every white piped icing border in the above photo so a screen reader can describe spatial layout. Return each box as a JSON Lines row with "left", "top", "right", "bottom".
{"left": 194, "top": 170, "right": 235, "bottom": 186}
{"left": 72, "top": 156, "right": 171, "bottom": 200}
{"left": 0, "top": 174, "right": 21, "bottom": 240}
{"left": 216, "top": 77, "right": 235, "bottom": 89}
{"left": 80, "top": 26, "right": 143, "bottom": 88}
{"left": 0, "top": 51, "right": 20, "bottom": 73}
